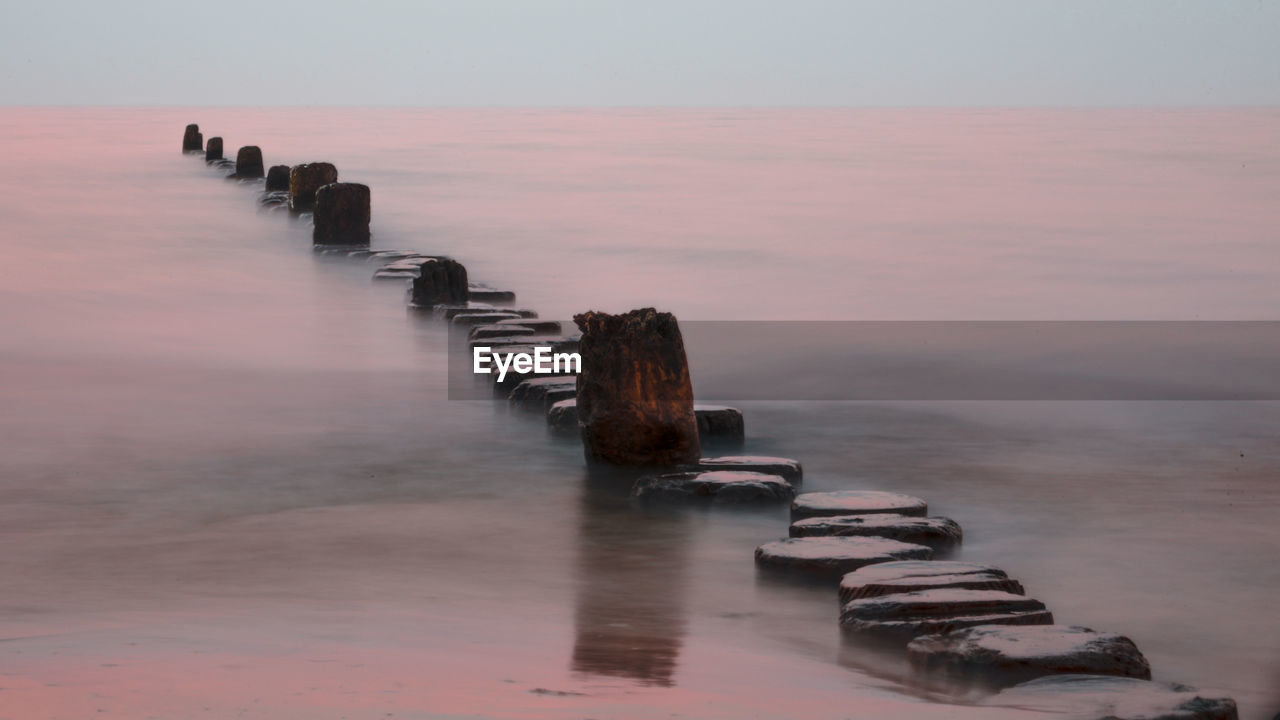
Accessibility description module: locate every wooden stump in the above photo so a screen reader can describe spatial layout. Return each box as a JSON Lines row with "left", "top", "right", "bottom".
{"left": 234, "top": 146, "right": 264, "bottom": 179}
{"left": 573, "top": 308, "right": 700, "bottom": 466}
{"left": 312, "top": 183, "right": 371, "bottom": 246}
{"left": 288, "top": 162, "right": 339, "bottom": 212}
{"left": 182, "top": 124, "right": 202, "bottom": 153}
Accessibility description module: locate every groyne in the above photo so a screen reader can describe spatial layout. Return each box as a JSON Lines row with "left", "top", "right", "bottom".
{"left": 180, "top": 123, "right": 1240, "bottom": 720}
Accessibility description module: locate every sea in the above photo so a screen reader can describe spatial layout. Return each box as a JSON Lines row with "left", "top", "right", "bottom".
{"left": 0, "top": 107, "right": 1277, "bottom": 719}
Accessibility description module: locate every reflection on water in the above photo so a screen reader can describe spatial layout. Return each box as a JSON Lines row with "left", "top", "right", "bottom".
{"left": 572, "top": 472, "right": 690, "bottom": 687}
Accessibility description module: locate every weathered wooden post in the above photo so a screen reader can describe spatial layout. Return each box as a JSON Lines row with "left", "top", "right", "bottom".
{"left": 182, "top": 124, "right": 202, "bottom": 153}
{"left": 573, "top": 308, "right": 700, "bottom": 466}
{"left": 205, "top": 137, "right": 223, "bottom": 162}
{"left": 411, "top": 258, "right": 469, "bottom": 307}
{"left": 264, "top": 165, "right": 291, "bottom": 192}
{"left": 288, "top": 162, "right": 338, "bottom": 212}
{"left": 233, "top": 146, "right": 264, "bottom": 179}
{"left": 312, "top": 183, "right": 371, "bottom": 246}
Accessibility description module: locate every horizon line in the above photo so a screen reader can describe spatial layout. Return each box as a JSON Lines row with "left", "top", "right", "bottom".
{"left": 4, "top": 103, "right": 1280, "bottom": 110}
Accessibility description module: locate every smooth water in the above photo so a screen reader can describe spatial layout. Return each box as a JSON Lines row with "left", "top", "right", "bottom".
{"left": 0, "top": 108, "right": 1277, "bottom": 719}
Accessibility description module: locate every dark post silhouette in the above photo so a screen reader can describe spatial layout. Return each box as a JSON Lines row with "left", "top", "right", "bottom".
{"left": 573, "top": 308, "right": 700, "bottom": 466}
{"left": 288, "top": 162, "right": 338, "bottom": 212}
{"left": 264, "top": 165, "right": 291, "bottom": 192}
{"left": 182, "top": 124, "right": 202, "bottom": 153}
{"left": 204, "top": 137, "right": 223, "bottom": 162}
{"left": 312, "top": 183, "right": 371, "bottom": 246}
{"left": 411, "top": 258, "right": 469, "bottom": 306}
{"left": 233, "top": 146, "right": 264, "bottom": 179}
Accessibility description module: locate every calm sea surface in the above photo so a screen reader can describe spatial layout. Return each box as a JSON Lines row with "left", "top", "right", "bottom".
{"left": 0, "top": 108, "right": 1277, "bottom": 719}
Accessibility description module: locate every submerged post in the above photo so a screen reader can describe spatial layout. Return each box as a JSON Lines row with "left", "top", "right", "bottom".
{"left": 573, "top": 308, "right": 700, "bottom": 466}
{"left": 264, "top": 165, "right": 291, "bottom": 192}
{"left": 312, "top": 183, "right": 371, "bottom": 246}
{"left": 233, "top": 146, "right": 264, "bottom": 179}
{"left": 205, "top": 137, "right": 223, "bottom": 162}
{"left": 182, "top": 124, "right": 202, "bottom": 153}
{"left": 288, "top": 162, "right": 338, "bottom": 212}
{"left": 411, "top": 258, "right": 469, "bottom": 306}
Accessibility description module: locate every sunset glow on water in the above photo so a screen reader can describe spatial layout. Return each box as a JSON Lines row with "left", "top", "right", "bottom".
{"left": 0, "top": 108, "right": 1277, "bottom": 719}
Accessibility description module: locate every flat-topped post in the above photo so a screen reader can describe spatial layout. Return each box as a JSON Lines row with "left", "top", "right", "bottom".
{"left": 573, "top": 308, "right": 700, "bottom": 466}
{"left": 312, "top": 183, "right": 371, "bottom": 246}
{"left": 264, "top": 165, "right": 290, "bottom": 192}
{"left": 411, "top": 258, "right": 469, "bottom": 306}
{"left": 288, "top": 162, "right": 338, "bottom": 212}
{"left": 182, "top": 124, "right": 202, "bottom": 153}
{"left": 233, "top": 146, "right": 264, "bottom": 179}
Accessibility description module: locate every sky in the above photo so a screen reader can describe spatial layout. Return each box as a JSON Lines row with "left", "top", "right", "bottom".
{"left": 1, "top": 0, "right": 1277, "bottom": 106}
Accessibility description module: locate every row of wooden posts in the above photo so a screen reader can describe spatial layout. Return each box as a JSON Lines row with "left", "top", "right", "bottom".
{"left": 184, "top": 122, "right": 703, "bottom": 467}
{"left": 180, "top": 122, "right": 1242, "bottom": 719}
{"left": 184, "top": 123, "right": 371, "bottom": 247}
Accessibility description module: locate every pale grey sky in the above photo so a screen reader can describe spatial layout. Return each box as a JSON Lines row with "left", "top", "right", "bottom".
{"left": 2, "top": 0, "right": 1277, "bottom": 106}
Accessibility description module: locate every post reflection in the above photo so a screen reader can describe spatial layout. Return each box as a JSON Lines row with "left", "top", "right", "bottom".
{"left": 571, "top": 470, "right": 692, "bottom": 687}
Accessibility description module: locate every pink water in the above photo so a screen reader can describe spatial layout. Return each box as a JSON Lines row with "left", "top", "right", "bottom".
{"left": 0, "top": 108, "right": 1277, "bottom": 719}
